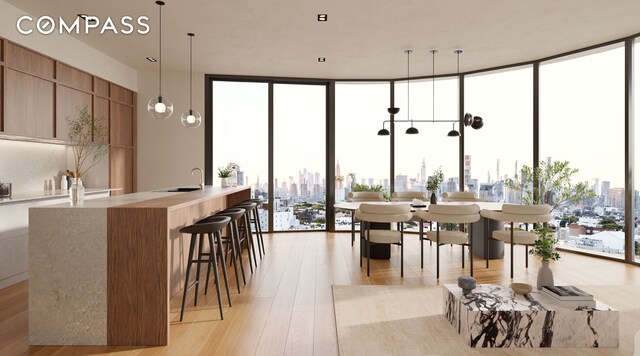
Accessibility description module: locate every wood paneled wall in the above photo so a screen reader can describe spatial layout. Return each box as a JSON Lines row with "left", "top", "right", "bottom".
{"left": 0, "top": 37, "right": 136, "bottom": 195}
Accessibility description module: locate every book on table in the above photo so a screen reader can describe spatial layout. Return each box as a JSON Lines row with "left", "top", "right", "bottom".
{"left": 541, "top": 286, "right": 594, "bottom": 301}
{"left": 548, "top": 298, "right": 597, "bottom": 308}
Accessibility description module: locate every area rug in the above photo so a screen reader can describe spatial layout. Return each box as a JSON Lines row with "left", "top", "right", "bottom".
{"left": 332, "top": 284, "right": 640, "bottom": 356}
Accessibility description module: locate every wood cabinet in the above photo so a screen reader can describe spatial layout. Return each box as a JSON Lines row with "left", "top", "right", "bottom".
{"left": 0, "top": 36, "right": 137, "bottom": 194}
{"left": 6, "top": 42, "right": 55, "bottom": 80}
{"left": 110, "top": 102, "right": 134, "bottom": 147}
{"left": 5, "top": 69, "right": 54, "bottom": 138}
{"left": 56, "top": 85, "right": 92, "bottom": 140}
{"left": 109, "top": 147, "right": 134, "bottom": 195}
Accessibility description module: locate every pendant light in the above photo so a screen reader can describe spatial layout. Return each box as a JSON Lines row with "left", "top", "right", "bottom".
{"left": 429, "top": 49, "right": 438, "bottom": 127}
{"left": 447, "top": 122, "right": 460, "bottom": 137}
{"left": 181, "top": 33, "right": 202, "bottom": 128}
{"left": 147, "top": 1, "right": 174, "bottom": 120}
{"left": 448, "top": 50, "right": 462, "bottom": 137}
{"left": 404, "top": 49, "right": 418, "bottom": 134}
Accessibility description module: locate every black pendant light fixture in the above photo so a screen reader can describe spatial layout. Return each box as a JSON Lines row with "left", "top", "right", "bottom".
{"left": 404, "top": 49, "right": 418, "bottom": 134}
{"left": 447, "top": 122, "right": 460, "bottom": 137}
{"left": 147, "top": 1, "right": 174, "bottom": 120}
{"left": 448, "top": 50, "right": 463, "bottom": 137}
{"left": 181, "top": 33, "right": 202, "bottom": 128}
{"left": 429, "top": 49, "right": 438, "bottom": 128}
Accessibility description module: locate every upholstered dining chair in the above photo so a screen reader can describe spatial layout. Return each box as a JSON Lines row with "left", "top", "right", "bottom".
{"left": 441, "top": 191, "right": 482, "bottom": 202}
{"left": 391, "top": 191, "right": 431, "bottom": 247}
{"left": 345, "top": 191, "right": 386, "bottom": 246}
{"left": 390, "top": 191, "right": 426, "bottom": 202}
{"left": 355, "top": 203, "right": 413, "bottom": 277}
{"left": 480, "top": 204, "right": 552, "bottom": 278}
{"left": 415, "top": 204, "right": 480, "bottom": 278}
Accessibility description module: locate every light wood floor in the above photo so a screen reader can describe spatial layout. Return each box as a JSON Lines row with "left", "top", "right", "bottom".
{"left": 1, "top": 231, "right": 639, "bottom": 355}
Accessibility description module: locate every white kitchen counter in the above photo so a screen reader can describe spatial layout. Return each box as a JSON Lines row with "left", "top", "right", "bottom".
{"left": 0, "top": 188, "right": 115, "bottom": 205}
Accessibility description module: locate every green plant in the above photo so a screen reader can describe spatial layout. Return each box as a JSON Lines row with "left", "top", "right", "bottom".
{"left": 352, "top": 183, "right": 390, "bottom": 200}
{"left": 530, "top": 226, "right": 561, "bottom": 262}
{"left": 426, "top": 166, "right": 444, "bottom": 192}
{"left": 67, "top": 107, "right": 108, "bottom": 178}
{"left": 217, "top": 166, "right": 232, "bottom": 178}
{"left": 505, "top": 160, "right": 595, "bottom": 211}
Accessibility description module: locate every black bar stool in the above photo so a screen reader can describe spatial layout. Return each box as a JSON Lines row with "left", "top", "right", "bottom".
{"left": 236, "top": 201, "right": 262, "bottom": 260}
{"left": 206, "top": 208, "right": 247, "bottom": 291}
{"left": 179, "top": 216, "right": 231, "bottom": 321}
{"left": 234, "top": 201, "right": 259, "bottom": 268}
{"left": 245, "top": 198, "right": 266, "bottom": 256}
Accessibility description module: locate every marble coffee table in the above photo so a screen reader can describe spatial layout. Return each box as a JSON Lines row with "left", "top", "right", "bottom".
{"left": 443, "top": 284, "right": 618, "bottom": 348}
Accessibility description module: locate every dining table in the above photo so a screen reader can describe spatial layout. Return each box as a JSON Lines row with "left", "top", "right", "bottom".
{"left": 333, "top": 200, "right": 506, "bottom": 260}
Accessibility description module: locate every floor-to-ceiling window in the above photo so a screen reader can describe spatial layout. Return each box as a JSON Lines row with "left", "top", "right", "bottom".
{"left": 212, "top": 81, "right": 269, "bottom": 230}
{"left": 273, "top": 83, "right": 327, "bottom": 230}
{"left": 334, "top": 82, "right": 391, "bottom": 230}
{"left": 540, "top": 44, "right": 625, "bottom": 259}
{"left": 464, "top": 66, "right": 533, "bottom": 202}
{"left": 634, "top": 37, "right": 640, "bottom": 263}
{"left": 394, "top": 77, "right": 459, "bottom": 195}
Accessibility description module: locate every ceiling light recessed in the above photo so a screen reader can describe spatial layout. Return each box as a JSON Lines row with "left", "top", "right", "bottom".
{"left": 318, "top": 57, "right": 326, "bottom": 62}
{"left": 77, "top": 14, "right": 97, "bottom": 23}
{"left": 146, "top": 57, "right": 158, "bottom": 62}
{"left": 317, "top": 14, "right": 327, "bottom": 21}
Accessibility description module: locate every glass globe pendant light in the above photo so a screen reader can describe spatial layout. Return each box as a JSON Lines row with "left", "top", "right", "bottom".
{"left": 181, "top": 33, "right": 202, "bottom": 128}
{"left": 148, "top": 1, "right": 173, "bottom": 120}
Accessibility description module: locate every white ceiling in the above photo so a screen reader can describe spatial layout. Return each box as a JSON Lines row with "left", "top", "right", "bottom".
{"left": 7, "top": 0, "right": 640, "bottom": 79}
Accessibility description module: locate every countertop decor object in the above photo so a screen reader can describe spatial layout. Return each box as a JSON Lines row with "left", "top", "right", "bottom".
{"left": 511, "top": 282, "right": 533, "bottom": 295}
{"left": 67, "top": 107, "right": 107, "bottom": 206}
{"left": 458, "top": 276, "right": 476, "bottom": 294}
{"left": 0, "top": 182, "right": 11, "bottom": 198}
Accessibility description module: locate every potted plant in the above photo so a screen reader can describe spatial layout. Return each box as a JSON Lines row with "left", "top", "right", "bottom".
{"left": 218, "top": 166, "right": 232, "bottom": 187}
{"left": 426, "top": 166, "right": 444, "bottom": 204}
{"left": 505, "top": 160, "right": 595, "bottom": 210}
{"left": 530, "top": 226, "right": 561, "bottom": 289}
{"left": 67, "top": 107, "right": 108, "bottom": 205}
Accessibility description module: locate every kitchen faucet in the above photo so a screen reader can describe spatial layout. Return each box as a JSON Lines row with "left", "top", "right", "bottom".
{"left": 191, "top": 168, "right": 204, "bottom": 189}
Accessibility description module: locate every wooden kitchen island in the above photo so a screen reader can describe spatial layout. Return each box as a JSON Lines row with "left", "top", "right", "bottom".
{"left": 28, "top": 186, "right": 250, "bottom": 346}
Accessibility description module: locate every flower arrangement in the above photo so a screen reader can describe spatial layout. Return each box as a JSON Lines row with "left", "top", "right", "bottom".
{"left": 426, "top": 166, "right": 444, "bottom": 192}
{"left": 217, "top": 166, "right": 232, "bottom": 178}
{"left": 67, "top": 107, "right": 108, "bottom": 178}
{"left": 530, "top": 226, "right": 561, "bottom": 262}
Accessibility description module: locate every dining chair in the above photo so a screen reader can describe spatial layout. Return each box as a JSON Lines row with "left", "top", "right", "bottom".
{"left": 355, "top": 203, "right": 413, "bottom": 277}
{"left": 441, "top": 191, "right": 482, "bottom": 202}
{"left": 391, "top": 191, "right": 431, "bottom": 247}
{"left": 345, "top": 191, "right": 386, "bottom": 246}
{"left": 415, "top": 204, "right": 480, "bottom": 278}
{"left": 480, "top": 204, "right": 552, "bottom": 278}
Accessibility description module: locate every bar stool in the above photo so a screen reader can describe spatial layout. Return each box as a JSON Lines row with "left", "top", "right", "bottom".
{"left": 234, "top": 201, "right": 259, "bottom": 267}
{"left": 238, "top": 200, "right": 264, "bottom": 259}
{"left": 245, "top": 198, "right": 266, "bottom": 256}
{"left": 179, "top": 216, "right": 231, "bottom": 321}
{"left": 208, "top": 208, "right": 247, "bottom": 291}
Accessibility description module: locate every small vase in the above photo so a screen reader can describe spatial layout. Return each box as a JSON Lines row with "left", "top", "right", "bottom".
{"left": 536, "top": 260, "right": 554, "bottom": 290}
{"left": 221, "top": 177, "right": 229, "bottom": 188}
{"left": 430, "top": 192, "right": 437, "bottom": 204}
{"left": 69, "top": 178, "right": 85, "bottom": 206}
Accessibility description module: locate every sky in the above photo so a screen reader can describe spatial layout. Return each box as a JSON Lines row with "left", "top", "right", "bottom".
{"left": 211, "top": 39, "right": 639, "bottom": 192}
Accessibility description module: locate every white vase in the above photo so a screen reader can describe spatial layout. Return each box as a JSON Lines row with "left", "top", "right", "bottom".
{"left": 536, "top": 260, "right": 554, "bottom": 290}
{"left": 69, "top": 178, "right": 84, "bottom": 206}
{"left": 221, "top": 178, "right": 229, "bottom": 188}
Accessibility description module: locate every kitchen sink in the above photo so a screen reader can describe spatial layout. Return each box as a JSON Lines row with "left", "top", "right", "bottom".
{"left": 154, "top": 187, "right": 201, "bottom": 192}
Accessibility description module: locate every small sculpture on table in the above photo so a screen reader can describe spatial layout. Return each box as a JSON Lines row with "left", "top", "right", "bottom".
{"left": 458, "top": 276, "right": 477, "bottom": 294}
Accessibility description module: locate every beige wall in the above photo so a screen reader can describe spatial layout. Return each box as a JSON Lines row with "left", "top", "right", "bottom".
{"left": 0, "top": 0, "right": 137, "bottom": 91}
{"left": 136, "top": 70, "right": 205, "bottom": 191}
